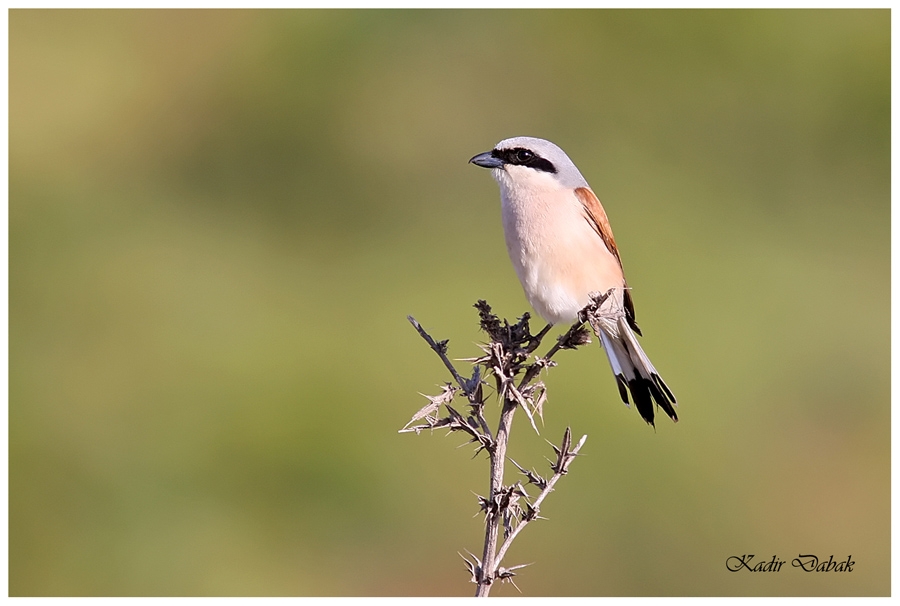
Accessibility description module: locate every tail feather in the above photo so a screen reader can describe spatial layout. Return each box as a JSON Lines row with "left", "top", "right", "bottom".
{"left": 598, "top": 315, "right": 677, "bottom": 427}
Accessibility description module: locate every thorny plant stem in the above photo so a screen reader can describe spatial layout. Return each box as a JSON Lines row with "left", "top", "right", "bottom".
{"left": 494, "top": 433, "right": 588, "bottom": 571}
{"left": 407, "top": 316, "right": 474, "bottom": 398}
{"left": 408, "top": 316, "right": 495, "bottom": 441}
{"left": 474, "top": 319, "right": 586, "bottom": 597}
{"left": 404, "top": 298, "right": 601, "bottom": 597}
{"left": 476, "top": 397, "right": 517, "bottom": 597}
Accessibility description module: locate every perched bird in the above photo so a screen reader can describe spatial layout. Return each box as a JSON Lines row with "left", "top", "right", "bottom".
{"left": 469, "top": 137, "right": 677, "bottom": 426}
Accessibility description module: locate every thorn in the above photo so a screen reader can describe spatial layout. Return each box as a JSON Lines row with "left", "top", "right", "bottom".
{"left": 459, "top": 550, "right": 482, "bottom": 584}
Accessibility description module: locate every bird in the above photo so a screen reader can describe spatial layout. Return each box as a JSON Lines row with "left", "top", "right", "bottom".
{"left": 469, "top": 136, "right": 677, "bottom": 426}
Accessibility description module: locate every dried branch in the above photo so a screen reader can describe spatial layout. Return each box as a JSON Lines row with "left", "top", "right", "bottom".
{"left": 493, "top": 428, "right": 588, "bottom": 571}
{"left": 404, "top": 299, "right": 605, "bottom": 596}
{"left": 407, "top": 316, "right": 477, "bottom": 399}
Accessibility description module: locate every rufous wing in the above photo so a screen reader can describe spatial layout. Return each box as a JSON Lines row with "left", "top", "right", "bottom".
{"left": 574, "top": 187, "right": 642, "bottom": 335}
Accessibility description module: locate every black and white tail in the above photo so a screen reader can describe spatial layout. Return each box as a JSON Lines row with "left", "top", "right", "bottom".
{"left": 596, "top": 312, "right": 677, "bottom": 427}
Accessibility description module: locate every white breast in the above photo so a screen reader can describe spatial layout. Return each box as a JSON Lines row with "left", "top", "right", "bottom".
{"left": 495, "top": 166, "right": 625, "bottom": 324}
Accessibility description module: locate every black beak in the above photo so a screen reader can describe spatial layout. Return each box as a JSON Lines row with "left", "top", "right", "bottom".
{"left": 469, "top": 151, "right": 504, "bottom": 169}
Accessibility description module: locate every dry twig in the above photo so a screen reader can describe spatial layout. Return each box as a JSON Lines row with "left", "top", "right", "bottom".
{"left": 403, "top": 296, "right": 616, "bottom": 596}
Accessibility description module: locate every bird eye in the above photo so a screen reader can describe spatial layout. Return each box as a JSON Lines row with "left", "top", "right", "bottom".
{"left": 514, "top": 149, "right": 534, "bottom": 164}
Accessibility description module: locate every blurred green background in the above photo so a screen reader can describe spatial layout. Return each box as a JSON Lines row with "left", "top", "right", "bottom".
{"left": 9, "top": 9, "right": 889, "bottom": 597}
